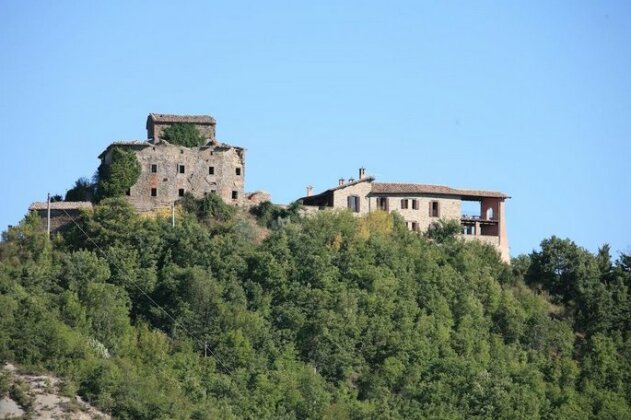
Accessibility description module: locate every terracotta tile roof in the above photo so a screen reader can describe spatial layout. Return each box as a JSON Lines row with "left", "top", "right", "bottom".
{"left": 372, "top": 182, "right": 509, "bottom": 199}
{"left": 330, "top": 176, "right": 375, "bottom": 192}
{"left": 297, "top": 177, "right": 375, "bottom": 204}
{"left": 148, "top": 113, "right": 216, "bottom": 124}
{"left": 29, "top": 201, "right": 93, "bottom": 211}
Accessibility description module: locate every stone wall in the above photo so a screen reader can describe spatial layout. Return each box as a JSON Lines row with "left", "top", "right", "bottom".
{"left": 332, "top": 180, "right": 373, "bottom": 214}
{"left": 386, "top": 195, "right": 461, "bottom": 231}
{"left": 461, "top": 234, "right": 500, "bottom": 247}
{"left": 103, "top": 142, "right": 245, "bottom": 211}
{"left": 33, "top": 209, "right": 85, "bottom": 233}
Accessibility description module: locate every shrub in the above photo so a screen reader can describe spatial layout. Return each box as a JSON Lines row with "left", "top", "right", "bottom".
{"left": 161, "top": 123, "right": 206, "bottom": 147}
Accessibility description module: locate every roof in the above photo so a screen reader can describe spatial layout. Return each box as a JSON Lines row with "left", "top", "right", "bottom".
{"left": 148, "top": 113, "right": 216, "bottom": 125}
{"left": 297, "top": 177, "right": 375, "bottom": 204}
{"left": 97, "top": 140, "right": 151, "bottom": 159}
{"left": 29, "top": 201, "right": 93, "bottom": 211}
{"left": 371, "top": 182, "right": 509, "bottom": 199}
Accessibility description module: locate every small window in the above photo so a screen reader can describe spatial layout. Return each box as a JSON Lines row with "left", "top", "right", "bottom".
{"left": 347, "top": 195, "right": 360, "bottom": 213}
{"left": 412, "top": 199, "right": 419, "bottom": 210}
{"left": 178, "top": 188, "right": 185, "bottom": 197}
{"left": 401, "top": 199, "right": 409, "bottom": 209}
{"left": 151, "top": 188, "right": 157, "bottom": 197}
{"left": 377, "top": 197, "right": 388, "bottom": 211}
{"left": 430, "top": 201, "right": 440, "bottom": 217}
{"left": 179, "top": 165, "right": 185, "bottom": 174}
{"left": 232, "top": 191, "right": 238, "bottom": 200}
{"left": 151, "top": 164, "right": 157, "bottom": 173}
{"left": 463, "top": 224, "right": 475, "bottom": 235}
{"left": 209, "top": 166, "right": 214, "bottom": 175}
{"left": 412, "top": 222, "right": 418, "bottom": 231}
{"left": 125, "top": 188, "right": 131, "bottom": 196}
{"left": 236, "top": 167, "right": 241, "bottom": 176}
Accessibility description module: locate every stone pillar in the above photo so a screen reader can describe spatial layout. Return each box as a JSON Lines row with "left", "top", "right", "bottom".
{"left": 498, "top": 200, "right": 510, "bottom": 263}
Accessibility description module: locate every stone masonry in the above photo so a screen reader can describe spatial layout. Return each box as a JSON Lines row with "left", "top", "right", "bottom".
{"left": 299, "top": 168, "right": 511, "bottom": 262}
{"left": 98, "top": 114, "right": 245, "bottom": 211}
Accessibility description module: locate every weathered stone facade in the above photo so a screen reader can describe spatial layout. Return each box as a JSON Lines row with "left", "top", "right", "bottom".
{"left": 29, "top": 201, "right": 93, "bottom": 233}
{"left": 98, "top": 114, "right": 246, "bottom": 211}
{"left": 300, "top": 169, "right": 510, "bottom": 262}
{"left": 146, "top": 113, "right": 216, "bottom": 141}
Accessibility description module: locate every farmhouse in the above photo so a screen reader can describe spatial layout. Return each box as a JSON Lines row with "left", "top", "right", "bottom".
{"left": 299, "top": 168, "right": 510, "bottom": 262}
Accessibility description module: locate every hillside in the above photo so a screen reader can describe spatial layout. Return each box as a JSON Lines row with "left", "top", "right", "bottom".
{"left": 0, "top": 362, "right": 109, "bottom": 419}
{"left": 0, "top": 195, "right": 630, "bottom": 419}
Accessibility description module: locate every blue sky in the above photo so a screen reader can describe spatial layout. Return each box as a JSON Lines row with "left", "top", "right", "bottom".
{"left": 1, "top": 1, "right": 630, "bottom": 258}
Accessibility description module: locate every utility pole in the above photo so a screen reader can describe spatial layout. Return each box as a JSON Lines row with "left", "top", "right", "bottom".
{"left": 46, "top": 193, "right": 51, "bottom": 239}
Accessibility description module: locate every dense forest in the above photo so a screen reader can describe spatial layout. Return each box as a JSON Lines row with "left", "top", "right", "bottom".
{"left": 1, "top": 195, "right": 630, "bottom": 419}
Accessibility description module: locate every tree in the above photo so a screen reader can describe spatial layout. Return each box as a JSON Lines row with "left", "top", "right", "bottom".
{"left": 161, "top": 123, "right": 206, "bottom": 147}
{"left": 95, "top": 148, "right": 141, "bottom": 201}
{"left": 425, "top": 218, "right": 461, "bottom": 243}
{"left": 65, "top": 177, "right": 95, "bottom": 202}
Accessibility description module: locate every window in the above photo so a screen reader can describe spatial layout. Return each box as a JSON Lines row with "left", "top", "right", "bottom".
{"left": 401, "top": 199, "right": 409, "bottom": 209}
{"left": 463, "top": 224, "right": 475, "bottom": 235}
{"left": 412, "top": 222, "right": 418, "bottom": 231}
{"left": 236, "top": 167, "right": 241, "bottom": 176}
{"left": 412, "top": 199, "right": 419, "bottom": 210}
{"left": 430, "top": 201, "right": 440, "bottom": 217}
{"left": 209, "top": 166, "right": 214, "bottom": 175}
{"left": 151, "top": 188, "right": 157, "bottom": 197}
{"left": 347, "top": 195, "right": 360, "bottom": 213}
{"left": 211, "top": 189, "right": 216, "bottom": 194}
{"left": 377, "top": 197, "right": 389, "bottom": 211}
{"left": 179, "top": 165, "right": 185, "bottom": 174}
{"left": 125, "top": 188, "right": 131, "bottom": 196}
{"left": 178, "top": 188, "right": 185, "bottom": 197}
{"left": 151, "top": 164, "right": 157, "bottom": 173}
{"left": 232, "top": 191, "right": 238, "bottom": 200}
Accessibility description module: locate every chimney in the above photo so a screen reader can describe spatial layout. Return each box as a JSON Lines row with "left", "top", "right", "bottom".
{"left": 338, "top": 178, "right": 345, "bottom": 186}
{"left": 348, "top": 178, "right": 355, "bottom": 183}
{"left": 359, "top": 167, "right": 366, "bottom": 179}
{"left": 306, "top": 185, "right": 313, "bottom": 197}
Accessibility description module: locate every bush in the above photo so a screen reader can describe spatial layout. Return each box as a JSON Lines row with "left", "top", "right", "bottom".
{"left": 161, "top": 123, "right": 206, "bottom": 147}
{"left": 10, "top": 379, "right": 34, "bottom": 412}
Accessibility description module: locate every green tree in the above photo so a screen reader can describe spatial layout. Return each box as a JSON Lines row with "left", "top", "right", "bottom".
{"left": 95, "top": 148, "right": 141, "bottom": 201}
{"left": 65, "top": 177, "right": 95, "bottom": 202}
{"left": 425, "top": 218, "right": 461, "bottom": 243}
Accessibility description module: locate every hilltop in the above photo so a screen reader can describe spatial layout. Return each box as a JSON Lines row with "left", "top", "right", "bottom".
{"left": 0, "top": 195, "right": 630, "bottom": 418}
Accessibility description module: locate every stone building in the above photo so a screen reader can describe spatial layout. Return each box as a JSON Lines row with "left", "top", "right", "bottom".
{"left": 299, "top": 168, "right": 510, "bottom": 262}
{"left": 28, "top": 201, "right": 93, "bottom": 233}
{"left": 98, "top": 114, "right": 246, "bottom": 212}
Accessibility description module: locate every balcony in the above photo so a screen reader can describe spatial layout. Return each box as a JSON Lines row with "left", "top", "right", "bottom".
{"left": 460, "top": 214, "right": 497, "bottom": 223}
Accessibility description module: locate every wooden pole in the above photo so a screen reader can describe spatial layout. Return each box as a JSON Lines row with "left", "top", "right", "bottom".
{"left": 47, "top": 193, "right": 51, "bottom": 239}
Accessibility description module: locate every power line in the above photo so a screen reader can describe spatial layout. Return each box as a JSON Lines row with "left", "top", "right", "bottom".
{"left": 61, "top": 208, "right": 231, "bottom": 372}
